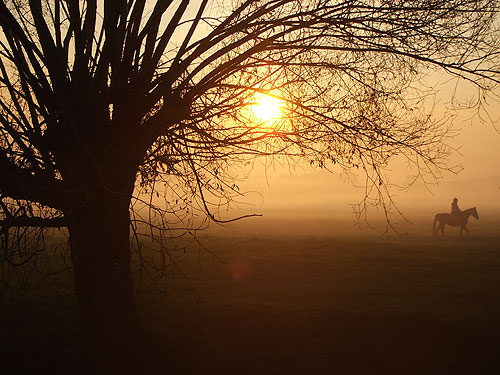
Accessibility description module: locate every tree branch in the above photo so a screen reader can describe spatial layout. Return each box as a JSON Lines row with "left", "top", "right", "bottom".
{"left": 0, "top": 216, "right": 67, "bottom": 229}
{"left": 0, "top": 154, "right": 66, "bottom": 211}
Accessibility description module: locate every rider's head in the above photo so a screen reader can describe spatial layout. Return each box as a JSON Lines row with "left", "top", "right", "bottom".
{"left": 453, "top": 197, "right": 458, "bottom": 202}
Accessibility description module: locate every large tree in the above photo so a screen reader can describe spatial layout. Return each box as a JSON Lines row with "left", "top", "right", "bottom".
{"left": 1, "top": 0, "right": 499, "bottom": 365}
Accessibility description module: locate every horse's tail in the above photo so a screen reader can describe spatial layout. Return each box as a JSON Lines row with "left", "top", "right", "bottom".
{"left": 432, "top": 214, "right": 439, "bottom": 235}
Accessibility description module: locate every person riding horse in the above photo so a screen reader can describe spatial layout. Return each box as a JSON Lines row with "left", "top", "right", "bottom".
{"left": 433, "top": 199, "right": 479, "bottom": 235}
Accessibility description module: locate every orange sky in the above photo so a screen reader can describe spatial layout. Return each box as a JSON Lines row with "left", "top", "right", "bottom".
{"left": 236, "top": 88, "right": 500, "bottom": 223}
{"left": 163, "top": 3, "right": 500, "bottom": 229}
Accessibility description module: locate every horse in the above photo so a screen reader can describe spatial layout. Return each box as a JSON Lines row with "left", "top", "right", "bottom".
{"left": 433, "top": 207, "right": 479, "bottom": 235}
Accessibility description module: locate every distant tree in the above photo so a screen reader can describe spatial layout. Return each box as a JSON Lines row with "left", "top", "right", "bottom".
{"left": 0, "top": 0, "right": 499, "bottom": 365}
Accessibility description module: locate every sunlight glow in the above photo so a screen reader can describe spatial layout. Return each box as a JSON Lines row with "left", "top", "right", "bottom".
{"left": 249, "top": 92, "right": 285, "bottom": 126}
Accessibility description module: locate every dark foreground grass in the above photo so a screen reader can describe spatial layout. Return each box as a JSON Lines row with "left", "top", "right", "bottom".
{"left": 1, "top": 229, "right": 500, "bottom": 374}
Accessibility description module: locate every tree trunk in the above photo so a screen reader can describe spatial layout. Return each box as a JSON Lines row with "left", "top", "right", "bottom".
{"left": 67, "top": 185, "right": 143, "bottom": 370}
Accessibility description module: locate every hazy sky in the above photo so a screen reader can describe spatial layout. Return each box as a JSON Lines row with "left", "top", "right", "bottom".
{"left": 163, "top": 2, "right": 500, "bottom": 227}
{"left": 235, "top": 87, "right": 500, "bottom": 221}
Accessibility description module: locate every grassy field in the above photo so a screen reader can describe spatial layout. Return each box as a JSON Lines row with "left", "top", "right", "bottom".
{"left": 1, "top": 217, "right": 500, "bottom": 374}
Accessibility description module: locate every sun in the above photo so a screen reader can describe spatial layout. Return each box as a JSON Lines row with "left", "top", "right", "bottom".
{"left": 250, "top": 93, "right": 284, "bottom": 125}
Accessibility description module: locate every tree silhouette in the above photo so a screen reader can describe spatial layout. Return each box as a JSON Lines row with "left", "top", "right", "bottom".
{"left": 0, "top": 0, "right": 499, "bottom": 365}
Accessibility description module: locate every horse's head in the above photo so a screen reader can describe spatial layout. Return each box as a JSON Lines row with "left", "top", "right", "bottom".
{"left": 472, "top": 207, "right": 479, "bottom": 219}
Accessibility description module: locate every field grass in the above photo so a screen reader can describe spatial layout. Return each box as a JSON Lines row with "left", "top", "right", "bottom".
{"left": 1, "top": 217, "right": 500, "bottom": 374}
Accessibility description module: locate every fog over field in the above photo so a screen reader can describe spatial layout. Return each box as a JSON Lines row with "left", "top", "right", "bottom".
{"left": 222, "top": 114, "right": 500, "bottom": 237}
{"left": 217, "top": 170, "right": 500, "bottom": 238}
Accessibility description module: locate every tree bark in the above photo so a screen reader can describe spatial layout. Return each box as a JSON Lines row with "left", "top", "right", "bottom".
{"left": 67, "top": 184, "right": 142, "bottom": 370}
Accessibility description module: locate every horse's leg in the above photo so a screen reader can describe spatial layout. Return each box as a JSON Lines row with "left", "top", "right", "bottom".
{"left": 463, "top": 226, "right": 469, "bottom": 235}
{"left": 440, "top": 224, "right": 445, "bottom": 235}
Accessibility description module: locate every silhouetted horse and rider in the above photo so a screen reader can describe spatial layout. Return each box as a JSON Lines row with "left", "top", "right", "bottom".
{"left": 433, "top": 198, "right": 479, "bottom": 235}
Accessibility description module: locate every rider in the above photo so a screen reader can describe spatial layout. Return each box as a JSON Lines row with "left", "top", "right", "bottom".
{"left": 451, "top": 197, "right": 462, "bottom": 215}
